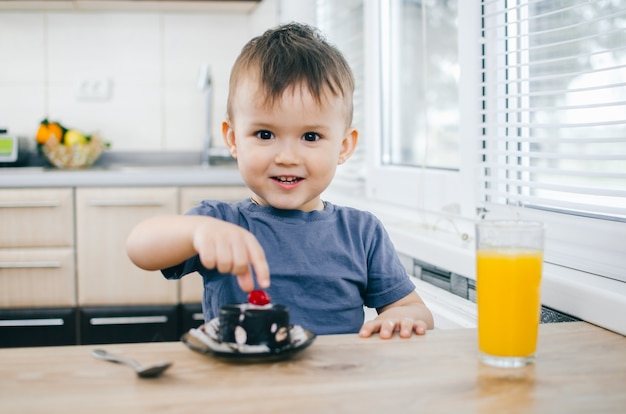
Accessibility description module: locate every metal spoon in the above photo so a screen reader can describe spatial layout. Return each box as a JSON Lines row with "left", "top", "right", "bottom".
{"left": 91, "top": 349, "right": 172, "bottom": 378}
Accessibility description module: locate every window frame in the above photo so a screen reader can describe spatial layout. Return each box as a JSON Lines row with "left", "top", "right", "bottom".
{"left": 365, "top": 0, "right": 625, "bottom": 281}
{"left": 365, "top": 0, "right": 474, "bottom": 217}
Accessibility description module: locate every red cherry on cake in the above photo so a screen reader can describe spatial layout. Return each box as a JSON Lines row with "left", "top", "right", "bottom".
{"left": 248, "top": 289, "right": 271, "bottom": 306}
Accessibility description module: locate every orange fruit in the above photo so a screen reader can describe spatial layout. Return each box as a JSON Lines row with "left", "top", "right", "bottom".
{"left": 36, "top": 119, "right": 64, "bottom": 144}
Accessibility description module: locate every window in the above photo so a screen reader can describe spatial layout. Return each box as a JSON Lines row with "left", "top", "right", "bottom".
{"left": 361, "top": 0, "right": 625, "bottom": 283}
{"left": 480, "top": 0, "right": 626, "bottom": 283}
{"left": 321, "top": 0, "right": 625, "bottom": 333}
{"left": 381, "top": 0, "right": 460, "bottom": 170}
{"left": 481, "top": 0, "right": 626, "bottom": 221}
{"left": 316, "top": 0, "right": 366, "bottom": 182}
{"left": 366, "top": 0, "right": 468, "bottom": 214}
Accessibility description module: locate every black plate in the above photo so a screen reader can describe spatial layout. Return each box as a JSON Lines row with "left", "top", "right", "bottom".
{"left": 181, "top": 319, "right": 316, "bottom": 363}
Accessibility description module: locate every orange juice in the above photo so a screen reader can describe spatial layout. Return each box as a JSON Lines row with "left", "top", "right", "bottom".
{"left": 477, "top": 249, "right": 543, "bottom": 357}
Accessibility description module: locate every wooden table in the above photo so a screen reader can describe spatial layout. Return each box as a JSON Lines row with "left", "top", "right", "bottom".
{"left": 0, "top": 322, "right": 624, "bottom": 413}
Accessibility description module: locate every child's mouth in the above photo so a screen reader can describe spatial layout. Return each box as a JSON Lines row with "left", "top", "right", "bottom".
{"left": 272, "top": 176, "right": 303, "bottom": 185}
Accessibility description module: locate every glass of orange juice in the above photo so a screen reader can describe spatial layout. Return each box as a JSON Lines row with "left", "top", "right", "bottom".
{"left": 476, "top": 220, "right": 545, "bottom": 368}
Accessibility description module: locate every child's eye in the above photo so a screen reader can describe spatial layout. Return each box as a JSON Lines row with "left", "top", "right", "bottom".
{"left": 256, "top": 130, "right": 274, "bottom": 140}
{"left": 302, "top": 132, "right": 320, "bottom": 142}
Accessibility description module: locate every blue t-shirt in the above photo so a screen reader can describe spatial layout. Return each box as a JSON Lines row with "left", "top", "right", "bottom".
{"left": 162, "top": 198, "right": 416, "bottom": 335}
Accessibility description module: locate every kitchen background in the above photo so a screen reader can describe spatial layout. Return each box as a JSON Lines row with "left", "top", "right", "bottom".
{"left": 0, "top": 0, "right": 315, "bottom": 153}
{"left": 0, "top": 0, "right": 334, "bottom": 348}
{"left": 1, "top": 0, "right": 476, "bottom": 348}
{"left": 2, "top": 1, "right": 623, "bottom": 346}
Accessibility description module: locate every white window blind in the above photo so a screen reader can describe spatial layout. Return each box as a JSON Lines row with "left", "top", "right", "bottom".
{"left": 316, "top": 0, "right": 366, "bottom": 182}
{"left": 480, "top": 0, "right": 626, "bottom": 221}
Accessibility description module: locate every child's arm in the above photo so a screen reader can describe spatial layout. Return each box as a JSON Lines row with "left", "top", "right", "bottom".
{"left": 126, "top": 214, "right": 269, "bottom": 292}
{"left": 358, "top": 291, "right": 434, "bottom": 338}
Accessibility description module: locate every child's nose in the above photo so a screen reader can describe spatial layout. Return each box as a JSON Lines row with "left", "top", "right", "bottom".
{"left": 274, "top": 140, "right": 300, "bottom": 165}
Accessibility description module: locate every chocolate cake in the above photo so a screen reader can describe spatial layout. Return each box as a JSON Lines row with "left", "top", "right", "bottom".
{"left": 218, "top": 290, "right": 291, "bottom": 352}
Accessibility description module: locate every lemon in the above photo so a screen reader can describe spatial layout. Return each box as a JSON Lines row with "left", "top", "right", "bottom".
{"left": 64, "top": 129, "right": 87, "bottom": 146}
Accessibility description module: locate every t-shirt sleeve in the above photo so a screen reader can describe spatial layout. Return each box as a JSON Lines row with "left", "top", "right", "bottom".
{"left": 161, "top": 255, "right": 201, "bottom": 280}
{"left": 362, "top": 217, "right": 416, "bottom": 309}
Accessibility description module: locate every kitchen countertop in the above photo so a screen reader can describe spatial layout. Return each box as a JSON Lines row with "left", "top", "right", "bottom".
{"left": 0, "top": 151, "right": 245, "bottom": 188}
{"left": 0, "top": 165, "right": 244, "bottom": 188}
{"left": 0, "top": 322, "right": 624, "bottom": 413}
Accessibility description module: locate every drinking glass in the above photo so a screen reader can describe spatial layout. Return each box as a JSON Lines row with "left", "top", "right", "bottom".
{"left": 476, "top": 220, "right": 545, "bottom": 368}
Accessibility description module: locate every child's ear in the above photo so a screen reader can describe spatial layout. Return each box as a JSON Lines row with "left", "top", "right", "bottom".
{"left": 338, "top": 128, "right": 358, "bottom": 165}
{"left": 222, "top": 120, "right": 237, "bottom": 159}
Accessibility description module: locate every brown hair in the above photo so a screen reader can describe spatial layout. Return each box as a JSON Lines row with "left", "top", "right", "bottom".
{"left": 227, "top": 22, "right": 354, "bottom": 124}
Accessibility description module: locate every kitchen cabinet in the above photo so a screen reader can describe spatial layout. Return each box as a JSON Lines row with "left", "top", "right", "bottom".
{"left": 0, "top": 188, "right": 75, "bottom": 308}
{"left": 75, "top": 187, "right": 178, "bottom": 306}
{"left": 79, "top": 305, "right": 179, "bottom": 345}
{"left": 0, "top": 188, "right": 76, "bottom": 347}
{"left": 0, "top": 188, "right": 73, "bottom": 249}
{"left": 178, "top": 186, "right": 252, "bottom": 304}
{"left": 0, "top": 248, "right": 75, "bottom": 308}
{"left": 0, "top": 307, "right": 77, "bottom": 347}
{"left": 0, "top": 184, "right": 249, "bottom": 346}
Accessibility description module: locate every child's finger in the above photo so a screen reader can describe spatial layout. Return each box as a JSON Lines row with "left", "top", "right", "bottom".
{"left": 413, "top": 320, "right": 428, "bottom": 335}
{"left": 378, "top": 319, "right": 396, "bottom": 339}
{"left": 399, "top": 317, "right": 416, "bottom": 338}
{"left": 245, "top": 236, "right": 270, "bottom": 288}
{"left": 235, "top": 268, "right": 255, "bottom": 292}
{"left": 359, "top": 319, "right": 388, "bottom": 338}
{"left": 358, "top": 322, "right": 375, "bottom": 338}
{"left": 196, "top": 238, "right": 217, "bottom": 270}
{"left": 230, "top": 239, "right": 253, "bottom": 276}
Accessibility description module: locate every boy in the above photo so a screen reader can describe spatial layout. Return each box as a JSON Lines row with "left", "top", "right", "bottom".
{"left": 126, "top": 23, "right": 433, "bottom": 338}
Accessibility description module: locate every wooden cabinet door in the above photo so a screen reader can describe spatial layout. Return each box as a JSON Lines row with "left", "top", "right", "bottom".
{"left": 75, "top": 187, "right": 178, "bottom": 306}
{"left": 0, "top": 248, "right": 76, "bottom": 307}
{"left": 0, "top": 188, "right": 75, "bottom": 308}
{"left": 0, "top": 188, "right": 73, "bottom": 248}
{"left": 178, "top": 186, "right": 251, "bottom": 303}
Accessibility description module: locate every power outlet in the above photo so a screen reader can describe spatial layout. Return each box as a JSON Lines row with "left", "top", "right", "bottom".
{"left": 75, "top": 78, "right": 112, "bottom": 101}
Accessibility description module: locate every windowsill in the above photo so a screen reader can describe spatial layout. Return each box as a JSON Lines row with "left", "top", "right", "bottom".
{"left": 410, "top": 277, "right": 477, "bottom": 329}
{"left": 324, "top": 185, "right": 626, "bottom": 336}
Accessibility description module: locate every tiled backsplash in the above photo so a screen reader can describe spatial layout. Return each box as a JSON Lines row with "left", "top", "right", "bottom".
{"left": 399, "top": 254, "right": 580, "bottom": 324}
{"left": 0, "top": 0, "right": 281, "bottom": 152}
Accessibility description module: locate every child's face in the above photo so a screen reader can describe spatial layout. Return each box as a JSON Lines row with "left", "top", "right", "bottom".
{"left": 223, "top": 75, "right": 357, "bottom": 211}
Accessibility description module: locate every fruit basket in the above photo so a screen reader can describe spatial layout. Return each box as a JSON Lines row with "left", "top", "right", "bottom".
{"left": 42, "top": 136, "right": 107, "bottom": 169}
{"left": 36, "top": 119, "right": 108, "bottom": 169}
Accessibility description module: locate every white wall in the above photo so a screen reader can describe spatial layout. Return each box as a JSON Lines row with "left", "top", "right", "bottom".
{"left": 0, "top": 0, "right": 289, "bottom": 152}
{"left": 277, "top": 0, "right": 316, "bottom": 25}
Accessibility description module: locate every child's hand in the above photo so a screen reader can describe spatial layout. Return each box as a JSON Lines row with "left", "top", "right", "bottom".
{"left": 358, "top": 292, "right": 434, "bottom": 338}
{"left": 358, "top": 315, "right": 429, "bottom": 339}
{"left": 192, "top": 218, "right": 270, "bottom": 292}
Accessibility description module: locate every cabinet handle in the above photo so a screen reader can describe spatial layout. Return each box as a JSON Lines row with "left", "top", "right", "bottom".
{"left": 0, "top": 201, "right": 61, "bottom": 208}
{"left": 87, "top": 200, "right": 166, "bottom": 207}
{"left": 0, "top": 318, "right": 64, "bottom": 327}
{"left": 192, "top": 313, "right": 204, "bottom": 321}
{"left": 89, "top": 315, "right": 168, "bottom": 326}
{"left": 0, "top": 261, "right": 61, "bottom": 269}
